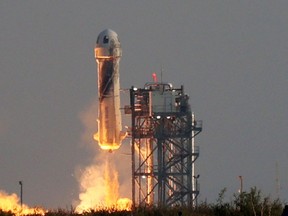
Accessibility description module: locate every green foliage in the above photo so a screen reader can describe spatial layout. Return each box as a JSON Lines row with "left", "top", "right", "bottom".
{"left": 210, "top": 186, "right": 283, "bottom": 216}
{"left": 0, "top": 187, "right": 284, "bottom": 216}
{"left": 233, "top": 187, "right": 283, "bottom": 216}
{"left": 213, "top": 188, "right": 232, "bottom": 216}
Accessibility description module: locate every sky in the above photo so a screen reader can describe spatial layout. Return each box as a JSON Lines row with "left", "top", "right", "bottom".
{"left": 0, "top": 1, "right": 287, "bottom": 209}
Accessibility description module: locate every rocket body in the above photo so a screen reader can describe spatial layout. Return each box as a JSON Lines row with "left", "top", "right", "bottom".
{"left": 94, "top": 29, "right": 125, "bottom": 151}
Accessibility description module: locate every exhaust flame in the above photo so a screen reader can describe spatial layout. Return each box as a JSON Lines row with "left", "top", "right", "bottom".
{"left": 0, "top": 190, "right": 45, "bottom": 215}
{"left": 76, "top": 154, "right": 131, "bottom": 212}
{"left": 77, "top": 100, "right": 131, "bottom": 212}
{"left": 93, "top": 132, "right": 121, "bottom": 151}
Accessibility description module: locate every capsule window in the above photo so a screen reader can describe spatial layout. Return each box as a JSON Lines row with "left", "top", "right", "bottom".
{"left": 103, "top": 35, "right": 109, "bottom": 44}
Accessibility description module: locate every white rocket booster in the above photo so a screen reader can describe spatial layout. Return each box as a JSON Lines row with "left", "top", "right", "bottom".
{"left": 94, "top": 29, "right": 126, "bottom": 151}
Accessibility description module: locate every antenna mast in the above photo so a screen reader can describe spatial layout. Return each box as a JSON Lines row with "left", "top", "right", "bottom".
{"left": 160, "top": 66, "right": 163, "bottom": 83}
{"left": 275, "top": 161, "right": 280, "bottom": 199}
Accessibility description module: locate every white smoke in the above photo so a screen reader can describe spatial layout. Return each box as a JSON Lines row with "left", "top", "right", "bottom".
{"left": 75, "top": 98, "right": 131, "bottom": 212}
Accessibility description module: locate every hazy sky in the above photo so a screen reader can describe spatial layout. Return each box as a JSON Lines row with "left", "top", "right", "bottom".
{"left": 0, "top": 1, "right": 287, "bottom": 208}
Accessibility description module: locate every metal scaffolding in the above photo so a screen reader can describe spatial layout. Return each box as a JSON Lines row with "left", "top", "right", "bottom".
{"left": 125, "top": 82, "right": 202, "bottom": 208}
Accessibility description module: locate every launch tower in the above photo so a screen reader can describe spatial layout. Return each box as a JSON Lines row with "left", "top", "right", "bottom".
{"left": 125, "top": 82, "right": 202, "bottom": 207}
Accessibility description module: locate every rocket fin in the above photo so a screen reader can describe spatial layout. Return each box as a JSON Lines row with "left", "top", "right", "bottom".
{"left": 119, "top": 131, "right": 128, "bottom": 142}
{"left": 94, "top": 132, "right": 99, "bottom": 141}
{"left": 94, "top": 119, "right": 100, "bottom": 141}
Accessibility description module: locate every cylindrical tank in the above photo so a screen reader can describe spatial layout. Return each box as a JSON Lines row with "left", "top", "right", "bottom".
{"left": 94, "top": 29, "right": 125, "bottom": 151}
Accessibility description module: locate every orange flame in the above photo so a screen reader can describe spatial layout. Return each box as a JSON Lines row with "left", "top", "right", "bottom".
{"left": 77, "top": 100, "right": 131, "bottom": 212}
{"left": 76, "top": 154, "right": 131, "bottom": 212}
{"left": 0, "top": 190, "right": 45, "bottom": 215}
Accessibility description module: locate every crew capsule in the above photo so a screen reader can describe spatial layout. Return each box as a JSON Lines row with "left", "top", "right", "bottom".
{"left": 95, "top": 29, "right": 121, "bottom": 58}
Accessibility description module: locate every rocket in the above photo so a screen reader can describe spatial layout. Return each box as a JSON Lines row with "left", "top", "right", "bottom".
{"left": 94, "top": 29, "right": 126, "bottom": 151}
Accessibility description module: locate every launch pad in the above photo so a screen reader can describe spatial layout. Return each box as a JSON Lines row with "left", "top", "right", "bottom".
{"left": 125, "top": 82, "right": 202, "bottom": 207}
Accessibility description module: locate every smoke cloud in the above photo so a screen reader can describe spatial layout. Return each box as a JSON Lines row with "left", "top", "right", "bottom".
{"left": 75, "top": 99, "right": 131, "bottom": 212}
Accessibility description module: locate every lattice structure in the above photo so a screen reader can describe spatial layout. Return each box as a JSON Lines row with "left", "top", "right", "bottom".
{"left": 126, "top": 83, "right": 202, "bottom": 207}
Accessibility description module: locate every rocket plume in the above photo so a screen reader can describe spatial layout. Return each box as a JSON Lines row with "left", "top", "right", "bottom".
{"left": 76, "top": 99, "right": 131, "bottom": 212}
{"left": 104, "top": 159, "right": 119, "bottom": 206}
{"left": 0, "top": 190, "right": 45, "bottom": 215}
{"left": 76, "top": 154, "right": 131, "bottom": 212}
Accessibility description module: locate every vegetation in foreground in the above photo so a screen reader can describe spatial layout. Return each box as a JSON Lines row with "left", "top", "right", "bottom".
{"left": 0, "top": 187, "right": 285, "bottom": 216}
